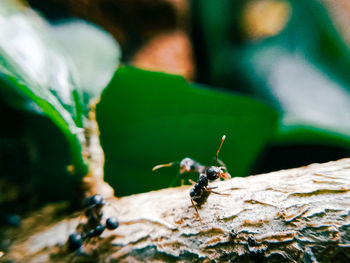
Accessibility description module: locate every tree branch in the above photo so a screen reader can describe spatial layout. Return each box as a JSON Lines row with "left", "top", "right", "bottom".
{"left": 5, "top": 159, "right": 350, "bottom": 262}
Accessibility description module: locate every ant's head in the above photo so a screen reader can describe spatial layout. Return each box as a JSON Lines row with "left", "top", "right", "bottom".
{"left": 152, "top": 135, "right": 229, "bottom": 177}
{"left": 179, "top": 158, "right": 199, "bottom": 174}
{"left": 205, "top": 135, "right": 231, "bottom": 180}
{"left": 206, "top": 166, "right": 231, "bottom": 180}
{"left": 153, "top": 158, "right": 199, "bottom": 174}
{"left": 85, "top": 194, "right": 105, "bottom": 208}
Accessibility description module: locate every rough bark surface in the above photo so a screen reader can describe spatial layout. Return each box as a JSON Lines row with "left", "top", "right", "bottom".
{"left": 4, "top": 159, "right": 350, "bottom": 262}
{"left": 81, "top": 100, "right": 114, "bottom": 199}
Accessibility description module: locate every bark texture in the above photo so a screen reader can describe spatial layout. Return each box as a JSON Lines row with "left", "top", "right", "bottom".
{"left": 4, "top": 158, "right": 350, "bottom": 262}
{"left": 81, "top": 100, "right": 114, "bottom": 199}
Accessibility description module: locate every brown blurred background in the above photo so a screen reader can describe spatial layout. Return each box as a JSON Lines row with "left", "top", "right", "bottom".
{"left": 25, "top": 0, "right": 350, "bottom": 82}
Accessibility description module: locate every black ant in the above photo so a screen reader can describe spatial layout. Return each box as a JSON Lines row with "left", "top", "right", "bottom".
{"left": 153, "top": 135, "right": 231, "bottom": 220}
{"left": 67, "top": 194, "right": 119, "bottom": 253}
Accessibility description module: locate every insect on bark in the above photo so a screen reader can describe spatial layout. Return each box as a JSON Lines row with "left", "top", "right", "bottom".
{"left": 153, "top": 135, "right": 231, "bottom": 220}
{"left": 66, "top": 195, "right": 119, "bottom": 254}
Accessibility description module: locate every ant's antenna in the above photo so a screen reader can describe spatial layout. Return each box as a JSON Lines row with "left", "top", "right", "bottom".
{"left": 216, "top": 135, "right": 226, "bottom": 166}
{"left": 152, "top": 162, "right": 176, "bottom": 171}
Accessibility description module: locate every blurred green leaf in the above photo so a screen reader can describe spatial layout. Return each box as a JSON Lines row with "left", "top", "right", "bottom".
{"left": 0, "top": 2, "right": 121, "bottom": 175}
{"left": 96, "top": 66, "right": 278, "bottom": 195}
{"left": 194, "top": 0, "right": 350, "bottom": 149}
{"left": 241, "top": 0, "right": 350, "bottom": 147}
{"left": 52, "top": 20, "right": 121, "bottom": 99}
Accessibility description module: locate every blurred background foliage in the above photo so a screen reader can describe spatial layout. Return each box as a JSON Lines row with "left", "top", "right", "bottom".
{"left": 1, "top": 0, "right": 350, "bottom": 211}
{"left": 96, "top": 66, "right": 277, "bottom": 195}
{"left": 0, "top": 0, "right": 120, "bottom": 217}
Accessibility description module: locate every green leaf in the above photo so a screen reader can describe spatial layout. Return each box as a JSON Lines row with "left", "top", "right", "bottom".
{"left": 96, "top": 66, "right": 278, "bottom": 195}
{"left": 0, "top": 73, "right": 86, "bottom": 174}
{"left": 52, "top": 20, "right": 121, "bottom": 99}
{"left": 0, "top": 2, "right": 121, "bottom": 175}
{"left": 240, "top": 0, "right": 350, "bottom": 147}
{"left": 194, "top": 0, "right": 350, "bottom": 149}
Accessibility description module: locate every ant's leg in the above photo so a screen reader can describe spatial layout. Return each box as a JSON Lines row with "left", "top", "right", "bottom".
{"left": 206, "top": 186, "right": 218, "bottom": 190}
{"left": 188, "top": 179, "right": 196, "bottom": 185}
{"left": 105, "top": 201, "right": 119, "bottom": 214}
{"left": 68, "top": 246, "right": 86, "bottom": 262}
{"left": 206, "top": 188, "right": 230, "bottom": 196}
{"left": 180, "top": 178, "right": 184, "bottom": 186}
{"left": 190, "top": 198, "right": 202, "bottom": 222}
{"left": 68, "top": 253, "right": 75, "bottom": 262}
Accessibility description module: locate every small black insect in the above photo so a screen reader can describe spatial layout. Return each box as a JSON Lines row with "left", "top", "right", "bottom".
{"left": 153, "top": 135, "right": 231, "bottom": 181}
{"left": 153, "top": 135, "right": 231, "bottom": 220}
{"left": 84, "top": 194, "right": 106, "bottom": 228}
{"left": 67, "top": 195, "right": 119, "bottom": 252}
{"left": 87, "top": 223, "right": 106, "bottom": 238}
{"left": 106, "top": 217, "right": 119, "bottom": 230}
{"left": 68, "top": 233, "right": 83, "bottom": 251}
{"left": 86, "top": 194, "right": 105, "bottom": 207}
{"left": 189, "top": 174, "right": 229, "bottom": 220}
